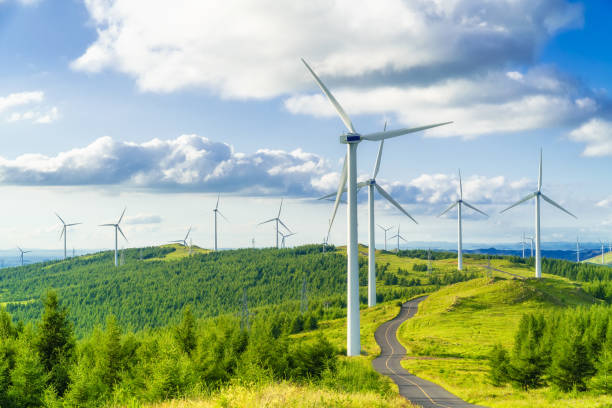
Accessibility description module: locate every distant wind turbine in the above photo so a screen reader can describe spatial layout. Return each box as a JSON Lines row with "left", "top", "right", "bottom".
{"left": 302, "top": 57, "right": 451, "bottom": 356}
{"left": 525, "top": 235, "right": 534, "bottom": 258}
{"left": 170, "top": 227, "right": 192, "bottom": 247}
{"left": 438, "top": 170, "right": 487, "bottom": 271}
{"left": 55, "top": 212, "right": 82, "bottom": 260}
{"left": 213, "top": 193, "right": 229, "bottom": 251}
{"left": 500, "top": 150, "right": 576, "bottom": 278}
{"left": 17, "top": 247, "right": 31, "bottom": 267}
{"left": 600, "top": 240, "right": 605, "bottom": 264}
{"left": 576, "top": 236, "right": 581, "bottom": 263}
{"left": 100, "top": 208, "right": 128, "bottom": 267}
{"left": 378, "top": 225, "right": 393, "bottom": 251}
{"left": 258, "top": 198, "right": 291, "bottom": 249}
{"left": 389, "top": 225, "right": 408, "bottom": 253}
{"left": 279, "top": 231, "right": 296, "bottom": 249}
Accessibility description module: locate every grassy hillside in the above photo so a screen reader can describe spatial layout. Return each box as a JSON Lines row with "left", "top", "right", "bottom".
{"left": 397, "top": 272, "right": 611, "bottom": 408}
{"left": 584, "top": 250, "right": 612, "bottom": 265}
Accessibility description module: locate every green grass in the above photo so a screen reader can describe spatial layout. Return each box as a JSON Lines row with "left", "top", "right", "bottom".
{"left": 395, "top": 260, "right": 612, "bottom": 408}
{"left": 584, "top": 250, "right": 612, "bottom": 265}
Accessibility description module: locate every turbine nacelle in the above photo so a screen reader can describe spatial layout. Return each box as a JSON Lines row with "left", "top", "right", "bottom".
{"left": 340, "top": 133, "right": 361, "bottom": 144}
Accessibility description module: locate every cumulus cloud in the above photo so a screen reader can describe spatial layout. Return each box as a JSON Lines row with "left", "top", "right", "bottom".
{"left": 569, "top": 118, "right": 612, "bottom": 157}
{"left": 70, "top": 0, "right": 605, "bottom": 137}
{"left": 596, "top": 197, "right": 612, "bottom": 208}
{"left": 1, "top": 91, "right": 59, "bottom": 124}
{"left": 0, "top": 134, "right": 535, "bottom": 214}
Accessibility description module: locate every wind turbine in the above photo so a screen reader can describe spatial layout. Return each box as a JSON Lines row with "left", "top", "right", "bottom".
{"left": 521, "top": 232, "right": 527, "bottom": 259}
{"left": 525, "top": 235, "right": 534, "bottom": 258}
{"left": 100, "top": 208, "right": 128, "bottom": 267}
{"left": 576, "top": 236, "right": 581, "bottom": 263}
{"left": 389, "top": 225, "right": 408, "bottom": 253}
{"left": 378, "top": 225, "right": 393, "bottom": 251}
{"left": 279, "top": 231, "right": 296, "bottom": 249}
{"left": 320, "top": 128, "right": 418, "bottom": 307}
{"left": 213, "top": 193, "right": 229, "bottom": 251}
{"left": 600, "top": 240, "right": 605, "bottom": 264}
{"left": 500, "top": 150, "right": 576, "bottom": 278}
{"left": 55, "top": 212, "right": 82, "bottom": 260}
{"left": 170, "top": 227, "right": 192, "bottom": 247}
{"left": 258, "top": 198, "right": 291, "bottom": 249}
{"left": 302, "top": 58, "right": 451, "bottom": 356}
{"left": 17, "top": 247, "right": 31, "bottom": 266}
{"left": 438, "top": 170, "right": 487, "bottom": 271}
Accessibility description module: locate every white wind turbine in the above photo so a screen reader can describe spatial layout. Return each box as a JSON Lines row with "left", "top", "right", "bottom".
{"left": 575, "top": 236, "right": 581, "bottom": 263}
{"left": 600, "top": 240, "right": 605, "bottom": 264}
{"left": 213, "top": 193, "right": 229, "bottom": 251}
{"left": 258, "top": 198, "right": 291, "bottom": 249}
{"left": 170, "top": 227, "right": 192, "bottom": 247}
{"left": 17, "top": 247, "right": 31, "bottom": 267}
{"left": 55, "top": 212, "right": 82, "bottom": 260}
{"left": 280, "top": 231, "right": 296, "bottom": 249}
{"left": 302, "top": 58, "right": 451, "bottom": 356}
{"left": 320, "top": 130, "right": 418, "bottom": 307}
{"left": 378, "top": 225, "right": 393, "bottom": 251}
{"left": 438, "top": 170, "right": 487, "bottom": 271}
{"left": 500, "top": 150, "right": 576, "bottom": 278}
{"left": 100, "top": 208, "right": 128, "bottom": 267}
{"left": 389, "top": 225, "right": 408, "bottom": 253}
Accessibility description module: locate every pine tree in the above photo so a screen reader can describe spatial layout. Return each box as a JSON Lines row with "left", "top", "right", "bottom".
{"left": 35, "top": 291, "right": 75, "bottom": 396}
{"left": 488, "top": 343, "right": 510, "bottom": 386}
{"left": 589, "top": 318, "right": 612, "bottom": 394}
{"left": 9, "top": 330, "right": 47, "bottom": 407}
{"left": 99, "top": 315, "right": 123, "bottom": 389}
{"left": 508, "top": 314, "right": 548, "bottom": 389}
{"left": 0, "top": 306, "right": 16, "bottom": 339}
{"left": 549, "top": 325, "right": 595, "bottom": 391}
{"left": 174, "top": 305, "right": 196, "bottom": 355}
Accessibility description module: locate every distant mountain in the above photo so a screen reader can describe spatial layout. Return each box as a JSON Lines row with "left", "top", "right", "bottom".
{"left": 463, "top": 247, "right": 602, "bottom": 262}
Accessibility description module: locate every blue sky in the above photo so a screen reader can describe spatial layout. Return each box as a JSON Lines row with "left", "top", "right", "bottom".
{"left": 0, "top": 0, "right": 611, "bottom": 251}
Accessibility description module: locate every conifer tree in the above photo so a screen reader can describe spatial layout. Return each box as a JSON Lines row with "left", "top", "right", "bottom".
{"left": 174, "top": 305, "right": 196, "bottom": 354}
{"left": 508, "top": 314, "right": 548, "bottom": 389}
{"left": 488, "top": 343, "right": 510, "bottom": 386}
{"left": 35, "top": 291, "right": 75, "bottom": 396}
{"left": 9, "top": 330, "right": 47, "bottom": 407}
{"left": 549, "top": 324, "right": 595, "bottom": 391}
{"left": 589, "top": 318, "right": 612, "bottom": 394}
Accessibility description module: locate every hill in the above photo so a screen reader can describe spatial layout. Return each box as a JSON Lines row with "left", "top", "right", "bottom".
{"left": 397, "top": 273, "right": 611, "bottom": 408}
{"left": 584, "top": 250, "right": 612, "bottom": 265}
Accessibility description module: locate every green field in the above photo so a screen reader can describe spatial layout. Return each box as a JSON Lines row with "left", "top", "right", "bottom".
{"left": 395, "top": 256, "right": 611, "bottom": 408}
{"left": 584, "top": 250, "right": 612, "bottom": 265}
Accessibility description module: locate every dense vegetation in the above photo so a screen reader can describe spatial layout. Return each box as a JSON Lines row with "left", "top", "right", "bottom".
{"left": 0, "top": 292, "right": 396, "bottom": 407}
{"left": 489, "top": 304, "right": 611, "bottom": 393}
{"left": 538, "top": 258, "right": 612, "bottom": 302}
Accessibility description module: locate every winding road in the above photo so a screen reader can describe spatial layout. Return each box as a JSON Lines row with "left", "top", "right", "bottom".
{"left": 372, "top": 297, "right": 486, "bottom": 408}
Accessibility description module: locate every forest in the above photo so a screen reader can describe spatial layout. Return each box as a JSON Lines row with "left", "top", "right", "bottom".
{"left": 489, "top": 304, "right": 611, "bottom": 394}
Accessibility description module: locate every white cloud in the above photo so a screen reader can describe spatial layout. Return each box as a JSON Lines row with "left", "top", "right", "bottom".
{"left": 0, "top": 91, "right": 43, "bottom": 113}
{"left": 596, "top": 197, "right": 612, "bottom": 208}
{"left": 569, "top": 118, "right": 612, "bottom": 157}
{"left": 0, "top": 134, "right": 533, "bottom": 213}
{"left": 124, "top": 214, "right": 162, "bottom": 224}
{"left": 70, "top": 0, "right": 600, "bottom": 137}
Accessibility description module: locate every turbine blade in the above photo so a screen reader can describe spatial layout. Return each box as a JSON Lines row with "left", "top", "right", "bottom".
{"left": 216, "top": 193, "right": 220, "bottom": 210}
{"left": 462, "top": 200, "right": 488, "bottom": 217}
{"left": 318, "top": 191, "right": 341, "bottom": 200}
{"left": 458, "top": 169, "right": 463, "bottom": 200}
{"left": 278, "top": 198, "right": 283, "bottom": 218}
{"left": 301, "top": 58, "right": 355, "bottom": 133}
{"left": 66, "top": 223, "right": 82, "bottom": 227}
{"left": 541, "top": 193, "right": 577, "bottom": 219}
{"left": 375, "top": 184, "right": 417, "bottom": 224}
{"left": 361, "top": 122, "right": 453, "bottom": 141}
{"left": 372, "top": 140, "right": 384, "bottom": 179}
{"left": 117, "top": 207, "right": 126, "bottom": 224}
{"left": 438, "top": 201, "right": 458, "bottom": 217}
{"left": 328, "top": 154, "right": 348, "bottom": 236}
{"left": 500, "top": 192, "right": 537, "bottom": 213}
{"left": 399, "top": 235, "right": 408, "bottom": 243}
{"left": 278, "top": 218, "right": 292, "bottom": 233}
{"left": 59, "top": 227, "right": 65, "bottom": 241}
{"left": 117, "top": 226, "right": 128, "bottom": 242}
{"left": 100, "top": 223, "right": 115, "bottom": 227}
{"left": 55, "top": 212, "right": 66, "bottom": 225}
{"left": 217, "top": 211, "right": 229, "bottom": 222}
{"left": 538, "top": 148, "right": 542, "bottom": 192}
{"left": 185, "top": 226, "right": 192, "bottom": 241}
{"left": 258, "top": 218, "right": 276, "bottom": 226}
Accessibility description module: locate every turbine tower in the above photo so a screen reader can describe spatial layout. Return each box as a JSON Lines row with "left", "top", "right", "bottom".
{"left": 171, "top": 227, "right": 192, "bottom": 247}
{"left": 302, "top": 58, "right": 450, "bottom": 356}
{"left": 500, "top": 150, "right": 576, "bottom": 278}
{"left": 55, "top": 212, "right": 82, "bottom": 260}
{"left": 378, "top": 225, "right": 393, "bottom": 251}
{"left": 320, "top": 129, "right": 418, "bottom": 307}
{"left": 100, "top": 208, "right": 128, "bottom": 267}
{"left": 258, "top": 198, "right": 291, "bottom": 249}
{"left": 17, "top": 247, "right": 31, "bottom": 266}
{"left": 438, "top": 170, "right": 487, "bottom": 270}
{"left": 389, "top": 225, "right": 408, "bottom": 253}
{"left": 576, "top": 236, "right": 581, "bottom": 262}
{"left": 600, "top": 240, "right": 605, "bottom": 264}
{"left": 213, "top": 193, "right": 229, "bottom": 251}
{"left": 279, "top": 231, "right": 296, "bottom": 249}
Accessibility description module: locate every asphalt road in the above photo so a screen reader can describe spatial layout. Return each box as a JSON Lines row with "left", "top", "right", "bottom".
{"left": 372, "top": 297, "right": 487, "bottom": 408}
